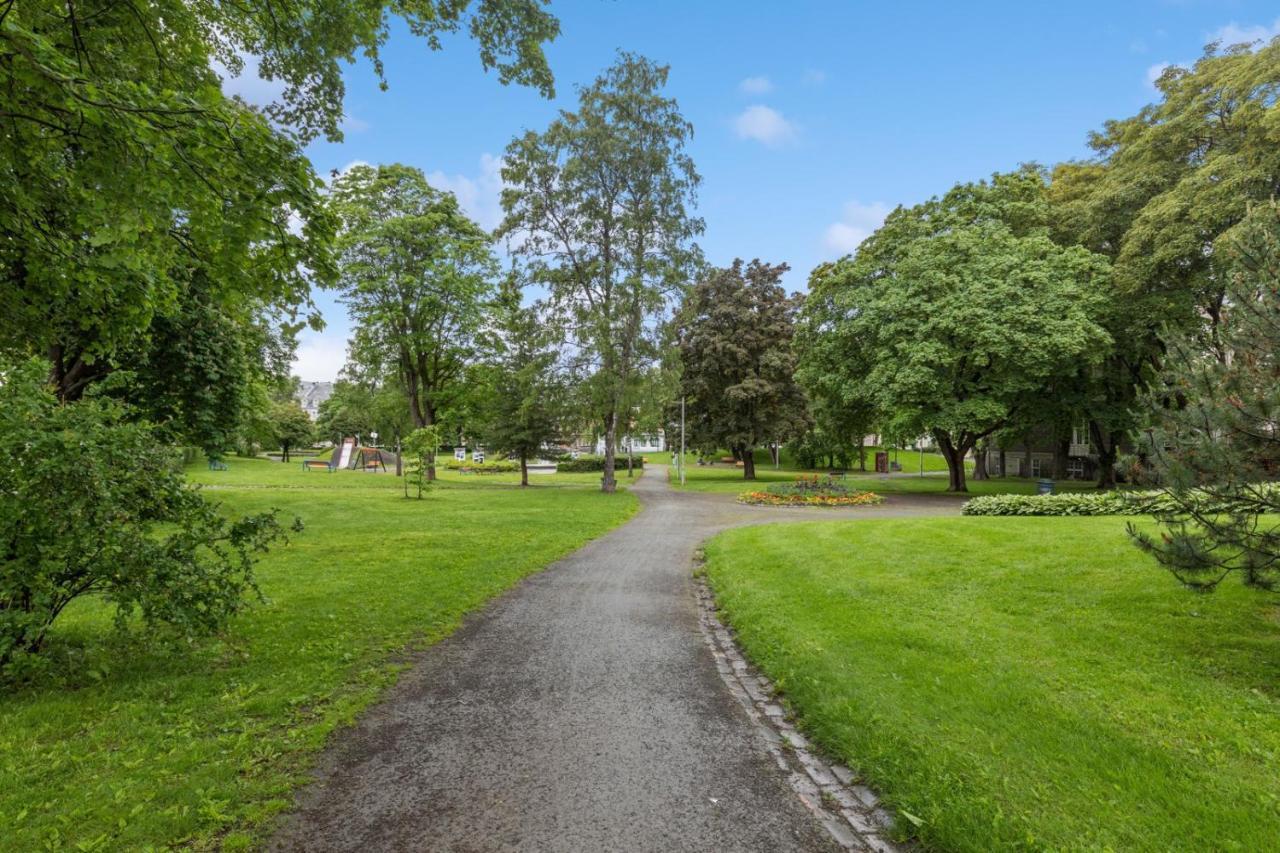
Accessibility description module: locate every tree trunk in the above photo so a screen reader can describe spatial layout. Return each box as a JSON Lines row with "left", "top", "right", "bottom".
{"left": 282, "top": 442, "right": 290, "bottom": 464}
{"left": 422, "top": 405, "right": 437, "bottom": 482}
{"left": 998, "top": 447, "right": 1007, "bottom": 478}
{"left": 742, "top": 447, "right": 756, "bottom": 480}
{"left": 627, "top": 440, "right": 634, "bottom": 478}
{"left": 1091, "top": 421, "right": 1119, "bottom": 490}
{"left": 973, "top": 441, "right": 989, "bottom": 480}
{"left": 601, "top": 410, "right": 618, "bottom": 493}
{"left": 934, "top": 429, "right": 969, "bottom": 492}
{"left": 1055, "top": 434, "right": 1070, "bottom": 479}
{"left": 858, "top": 438, "right": 867, "bottom": 472}
{"left": 395, "top": 433, "right": 403, "bottom": 477}
{"left": 520, "top": 450, "right": 528, "bottom": 487}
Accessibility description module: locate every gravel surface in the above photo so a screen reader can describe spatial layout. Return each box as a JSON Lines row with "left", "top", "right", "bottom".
{"left": 269, "top": 467, "right": 956, "bottom": 852}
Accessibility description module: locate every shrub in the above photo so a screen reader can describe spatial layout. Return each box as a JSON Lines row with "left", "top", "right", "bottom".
{"left": 443, "top": 458, "right": 519, "bottom": 473}
{"left": 556, "top": 455, "right": 645, "bottom": 473}
{"left": 960, "top": 485, "right": 1280, "bottom": 517}
{"left": 0, "top": 359, "right": 297, "bottom": 680}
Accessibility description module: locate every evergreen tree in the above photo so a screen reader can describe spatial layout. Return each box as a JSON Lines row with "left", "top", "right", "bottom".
{"left": 480, "top": 282, "right": 565, "bottom": 486}
{"left": 1131, "top": 201, "right": 1280, "bottom": 592}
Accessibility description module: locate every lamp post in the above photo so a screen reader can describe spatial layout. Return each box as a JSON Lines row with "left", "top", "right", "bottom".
{"left": 370, "top": 430, "right": 379, "bottom": 447}
{"left": 680, "top": 396, "right": 686, "bottom": 486}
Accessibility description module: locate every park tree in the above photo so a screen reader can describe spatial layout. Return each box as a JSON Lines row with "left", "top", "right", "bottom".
{"left": 676, "top": 260, "right": 809, "bottom": 481}
{"left": 813, "top": 170, "right": 1112, "bottom": 492}
{"left": 331, "top": 164, "right": 498, "bottom": 481}
{"left": 114, "top": 271, "right": 296, "bottom": 459}
{"left": 0, "top": 0, "right": 558, "bottom": 402}
{"left": 1130, "top": 201, "right": 1280, "bottom": 593}
{"left": 266, "top": 401, "right": 315, "bottom": 463}
{"left": 499, "top": 53, "right": 703, "bottom": 493}
{"left": 796, "top": 261, "right": 880, "bottom": 472}
{"left": 0, "top": 359, "right": 297, "bottom": 679}
{"left": 479, "top": 281, "right": 566, "bottom": 486}
{"left": 1048, "top": 38, "right": 1280, "bottom": 487}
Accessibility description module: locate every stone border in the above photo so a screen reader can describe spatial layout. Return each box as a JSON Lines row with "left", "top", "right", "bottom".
{"left": 693, "top": 575, "right": 906, "bottom": 853}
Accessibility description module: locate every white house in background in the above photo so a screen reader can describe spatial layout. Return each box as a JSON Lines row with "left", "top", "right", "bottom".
{"left": 594, "top": 430, "right": 666, "bottom": 455}
{"left": 295, "top": 380, "right": 333, "bottom": 420}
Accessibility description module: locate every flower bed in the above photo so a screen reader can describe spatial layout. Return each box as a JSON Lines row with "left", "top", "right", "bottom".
{"left": 738, "top": 490, "right": 884, "bottom": 507}
{"left": 737, "top": 474, "right": 884, "bottom": 507}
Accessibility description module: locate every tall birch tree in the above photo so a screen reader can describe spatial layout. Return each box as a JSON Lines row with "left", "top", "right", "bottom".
{"left": 498, "top": 53, "right": 702, "bottom": 492}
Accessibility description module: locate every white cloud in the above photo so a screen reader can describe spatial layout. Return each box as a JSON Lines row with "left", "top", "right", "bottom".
{"left": 1146, "top": 60, "right": 1172, "bottom": 87}
{"left": 292, "top": 333, "right": 349, "bottom": 383}
{"left": 733, "top": 105, "right": 797, "bottom": 146}
{"left": 739, "top": 75, "right": 774, "bottom": 95}
{"left": 803, "top": 68, "right": 827, "bottom": 85}
{"left": 823, "top": 200, "right": 891, "bottom": 255}
{"left": 341, "top": 114, "right": 370, "bottom": 134}
{"left": 213, "top": 51, "right": 285, "bottom": 106}
{"left": 1209, "top": 18, "right": 1280, "bottom": 48}
{"left": 427, "top": 153, "right": 506, "bottom": 231}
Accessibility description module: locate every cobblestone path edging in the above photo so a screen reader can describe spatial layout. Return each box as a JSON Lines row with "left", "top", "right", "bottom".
{"left": 694, "top": 573, "right": 906, "bottom": 853}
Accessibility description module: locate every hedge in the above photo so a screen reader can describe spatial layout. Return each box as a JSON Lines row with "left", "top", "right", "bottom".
{"left": 556, "top": 454, "right": 645, "bottom": 473}
{"left": 961, "top": 484, "right": 1280, "bottom": 517}
{"left": 442, "top": 458, "right": 518, "bottom": 473}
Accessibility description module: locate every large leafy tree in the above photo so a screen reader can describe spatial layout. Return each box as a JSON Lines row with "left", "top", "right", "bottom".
{"left": 499, "top": 53, "right": 703, "bottom": 493}
{"left": 1131, "top": 201, "right": 1280, "bottom": 593}
{"left": 1048, "top": 39, "right": 1280, "bottom": 486}
{"left": 676, "top": 260, "right": 809, "bottom": 481}
{"left": 263, "top": 401, "right": 315, "bottom": 463}
{"left": 813, "top": 170, "right": 1112, "bottom": 492}
{"left": 331, "top": 164, "right": 498, "bottom": 481}
{"left": 0, "top": 0, "right": 558, "bottom": 400}
{"left": 478, "top": 280, "right": 565, "bottom": 486}
{"left": 796, "top": 261, "right": 880, "bottom": 472}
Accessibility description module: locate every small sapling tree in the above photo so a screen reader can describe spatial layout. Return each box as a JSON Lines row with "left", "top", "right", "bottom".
{"left": 402, "top": 426, "right": 442, "bottom": 499}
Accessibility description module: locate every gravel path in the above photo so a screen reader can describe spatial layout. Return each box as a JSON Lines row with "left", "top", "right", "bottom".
{"left": 270, "top": 466, "right": 957, "bottom": 852}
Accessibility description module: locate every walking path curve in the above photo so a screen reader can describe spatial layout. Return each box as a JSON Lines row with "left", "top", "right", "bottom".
{"left": 271, "top": 466, "right": 958, "bottom": 852}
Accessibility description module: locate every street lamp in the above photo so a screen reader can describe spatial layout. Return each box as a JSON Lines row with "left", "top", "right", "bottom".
{"left": 370, "top": 430, "right": 379, "bottom": 447}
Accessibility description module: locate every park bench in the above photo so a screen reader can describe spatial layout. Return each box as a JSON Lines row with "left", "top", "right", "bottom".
{"left": 302, "top": 459, "right": 334, "bottom": 472}
{"left": 208, "top": 459, "right": 228, "bottom": 471}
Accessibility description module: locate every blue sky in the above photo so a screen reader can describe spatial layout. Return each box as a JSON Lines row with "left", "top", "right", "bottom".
{"left": 253, "top": 1, "right": 1280, "bottom": 381}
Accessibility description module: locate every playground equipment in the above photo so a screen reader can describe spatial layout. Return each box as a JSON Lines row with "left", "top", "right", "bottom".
{"left": 335, "top": 436, "right": 356, "bottom": 469}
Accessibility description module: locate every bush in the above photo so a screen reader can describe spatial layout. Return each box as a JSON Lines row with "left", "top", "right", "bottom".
{"left": 443, "top": 458, "right": 519, "bottom": 473}
{"left": 960, "top": 485, "right": 1280, "bottom": 517}
{"left": 0, "top": 359, "right": 297, "bottom": 680}
{"left": 556, "top": 454, "right": 645, "bottom": 473}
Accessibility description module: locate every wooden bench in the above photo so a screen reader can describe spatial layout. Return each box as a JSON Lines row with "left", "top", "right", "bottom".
{"left": 302, "top": 459, "right": 334, "bottom": 472}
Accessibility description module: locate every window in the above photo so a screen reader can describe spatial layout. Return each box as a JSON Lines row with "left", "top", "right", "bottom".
{"left": 1067, "top": 458, "right": 1084, "bottom": 479}
{"left": 1031, "top": 458, "right": 1043, "bottom": 477}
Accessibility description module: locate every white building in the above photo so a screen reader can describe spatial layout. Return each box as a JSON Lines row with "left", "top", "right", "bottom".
{"left": 295, "top": 380, "right": 333, "bottom": 420}
{"left": 594, "top": 431, "right": 666, "bottom": 455}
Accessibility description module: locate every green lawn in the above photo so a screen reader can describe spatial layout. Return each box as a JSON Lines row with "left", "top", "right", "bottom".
{"left": 671, "top": 461, "right": 1099, "bottom": 497}
{"left": 703, "top": 517, "right": 1280, "bottom": 852}
{"left": 0, "top": 457, "right": 636, "bottom": 851}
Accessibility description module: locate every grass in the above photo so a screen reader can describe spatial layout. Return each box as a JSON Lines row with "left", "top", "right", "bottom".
{"left": 703, "top": 517, "right": 1280, "bottom": 851}
{"left": 0, "top": 457, "right": 636, "bottom": 851}
{"left": 670, "top": 461, "right": 1100, "bottom": 497}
